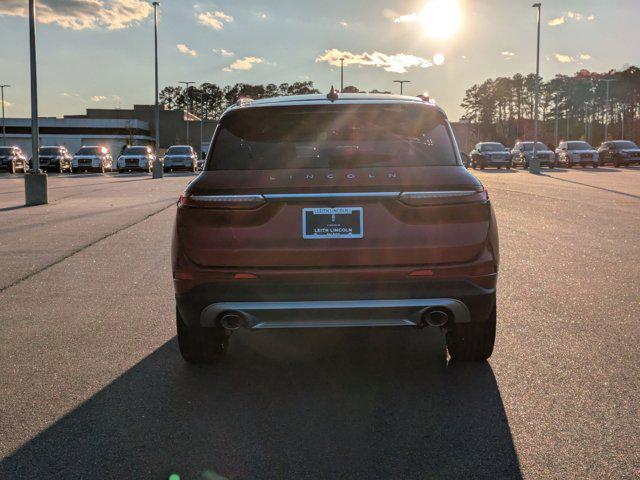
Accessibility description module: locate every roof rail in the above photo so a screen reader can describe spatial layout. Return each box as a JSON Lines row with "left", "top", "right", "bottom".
{"left": 417, "top": 93, "right": 432, "bottom": 103}
{"left": 326, "top": 86, "right": 339, "bottom": 102}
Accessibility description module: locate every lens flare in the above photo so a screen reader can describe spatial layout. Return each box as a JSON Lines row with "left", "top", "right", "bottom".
{"left": 419, "top": 0, "right": 462, "bottom": 40}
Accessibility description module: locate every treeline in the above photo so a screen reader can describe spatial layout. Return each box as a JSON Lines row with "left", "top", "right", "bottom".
{"left": 159, "top": 81, "right": 321, "bottom": 120}
{"left": 159, "top": 82, "right": 393, "bottom": 120}
{"left": 460, "top": 66, "right": 640, "bottom": 146}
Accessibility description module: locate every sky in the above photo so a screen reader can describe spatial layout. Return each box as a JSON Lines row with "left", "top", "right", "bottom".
{"left": 0, "top": 0, "right": 638, "bottom": 121}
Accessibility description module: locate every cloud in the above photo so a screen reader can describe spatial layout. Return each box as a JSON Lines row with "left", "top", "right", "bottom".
{"left": 223, "top": 56, "right": 264, "bottom": 72}
{"left": 197, "top": 10, "right": 233, "bottom": 30}
{"left": 213, "top": 48, "right": 234, "bottom": 57}
{"left": 393, "top": 13, "right": 418, "bottom": 23}
{"left": 554, "top": 53, "right": 574, "bottom": 63}
{"left": 315, "top": 48, "right": 433, "bottom": 74}
{"left": 548, "top": 11, "right": 595, "bottom": 26}
{"left": 61, "top": 92, "right": 80, "bottom": 97}
{"left": 1, "top": 100, "right": 13, "bottom": 108}
{"left": 0, "top": 0, "right": 152, "bottom": 30}
{"left": 177, "top": 44, "right": 197, "bottom": 56}
{"left": 501, "top": 51, "right": 515, "bottom": 57}
{"left": 579, "top": 53, "right": 592, "bottom": 60}
{"left": 256, "top": 12, "right": 268, "bottom": 20}
{"left": 91, "top": 95, "right": 107, "bottom": 102}
{"left": 339, "top": 20, "right": 349, "bottom": 27}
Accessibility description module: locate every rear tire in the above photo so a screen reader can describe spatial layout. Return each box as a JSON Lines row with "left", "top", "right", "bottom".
{"left": 446, "top": 304, "right": 496, "bottom": 361}
{"left": 176, "top": 307, "right": 228, "bottom": 364}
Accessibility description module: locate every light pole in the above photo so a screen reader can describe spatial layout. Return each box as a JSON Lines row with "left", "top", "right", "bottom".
{"left": 554, "top": 94, "right": 559, "bottom": 145}
{"left": 530, "top": 2, "right": 542, "bottom": 174}
{"left": 179, "top": 81, "right": 194, "bottom": 147}
{"left": 339, "top": 58, "right": 344, "bottom": 91}
{"left": 393, "top": 80, "right": 410, "bottom": 95}
{"left": 25, "top": 0, "right": 47, "bottom": 205}
{"left": 199, "top": 92, "right": 206, "bottom": 160}
{"left": 152, "top": 1, "right": 163, "bottom": 179}
{"left": 0, "top": 85, "right": 9, "bottom": 146}
{"left": 599, "top": 78, "right": 616, "bottom": 141}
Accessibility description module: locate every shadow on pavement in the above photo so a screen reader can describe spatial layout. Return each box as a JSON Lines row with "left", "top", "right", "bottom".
{"left": 540, "top": 173, "right": 640, "bottom": 200}
{"left": 0, "top": 330, "right": 522, "bottom": 480}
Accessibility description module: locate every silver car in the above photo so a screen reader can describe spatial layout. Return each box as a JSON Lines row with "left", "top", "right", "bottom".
{"left": 163, "top": 145, "right": 198, "bottom": 172}
{"left": 117, "top": 145, "right": 156, "bottom": 173}
{"left": 511, "top": 141, "right": 555, "bottom": 169}
{"left": 555, "top": 141, "right": 599, "bottom": 168}
{"left": 72, "top": 146, "right": 113, "bottom": 173}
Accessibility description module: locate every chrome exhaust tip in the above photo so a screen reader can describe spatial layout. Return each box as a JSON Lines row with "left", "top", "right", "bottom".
{"left": 219, "top": 312, "right": 242, "bottom": 330}
{"left": 423, "top": 309, "right": 450, "bottom": 327}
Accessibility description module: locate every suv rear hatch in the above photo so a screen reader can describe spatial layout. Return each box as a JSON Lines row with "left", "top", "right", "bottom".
{"left": 177, "top": 101, "right": 490, "bottom": 268}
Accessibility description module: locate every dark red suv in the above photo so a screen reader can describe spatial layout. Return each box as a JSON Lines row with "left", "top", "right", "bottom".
{"left": 172, "top": 93, "right": 499, "bottom": 363}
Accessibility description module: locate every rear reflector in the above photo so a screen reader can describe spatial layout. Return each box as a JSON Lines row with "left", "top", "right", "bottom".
{"left": 233, "top": 273, "right": 259, "bottom": 280}
{"left": 399, "top": 188, "right": 488, "bottom": 206}
{"left": 409, "top": 262, "right": 495, "bottom": 278}
{"left": 178, "top": 194, "right": 266, "bottom": 209}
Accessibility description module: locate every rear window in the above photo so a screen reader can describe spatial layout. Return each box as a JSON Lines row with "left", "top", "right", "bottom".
{"left": 207, "top": 104, "right": 458, "bottom": 170}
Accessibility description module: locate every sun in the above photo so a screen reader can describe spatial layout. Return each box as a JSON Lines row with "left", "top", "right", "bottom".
{"left": 419, "top": 0, "right": 462, "bottom": 40}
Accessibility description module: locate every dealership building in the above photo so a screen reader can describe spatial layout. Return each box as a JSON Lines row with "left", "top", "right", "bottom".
{"left": 3, "top": 104, "right": 218, "bottom": 157}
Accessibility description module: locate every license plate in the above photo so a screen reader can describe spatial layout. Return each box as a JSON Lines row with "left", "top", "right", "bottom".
{"left": 302, "top": 207, "right": 363, "bottom": 239}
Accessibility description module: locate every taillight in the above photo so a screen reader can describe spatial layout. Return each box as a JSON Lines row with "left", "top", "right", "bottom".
{"left": 178, "top": 194, "right": 266, "bottom": 209}
{"left": 398, "top": 188, "right": 488, "bottom": 206}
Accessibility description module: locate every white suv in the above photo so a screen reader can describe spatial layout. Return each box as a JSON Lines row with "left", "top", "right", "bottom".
{"left": 163, "top": 145, "right": 198, "bottom": 172}
{"left": 555, "top": 141, "right": 599, "bottom": 168}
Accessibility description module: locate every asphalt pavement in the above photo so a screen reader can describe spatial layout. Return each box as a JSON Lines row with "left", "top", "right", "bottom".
{"left": 0, "top": 167, "right": 639, "bottom": 479}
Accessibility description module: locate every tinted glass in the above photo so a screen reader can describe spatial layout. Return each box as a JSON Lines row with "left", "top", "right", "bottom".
{"left": 522, "top": 142, "right": 548, "bottom": 151}
{"left": 0, "top": 147, "right": 15, "bottom": 154}
{"left": 208, "top": 104, "right": 457, "bottom": 170}
{"left": 124, "top": 146, "right": 150, "bottom": 155}
{"left": 567, "top": 142, "right": 593, "bottom": 150}
{"left": 480, "top": 143, "right": 507, "bottom": 152}
{"left": 40, "top": 147, "right": 63, "bottom": 155}
{"left": 167, "top": 147, "right": 193, "bottom": 155}
{"left": 612, "top": 141, "right": 638, "bottom": 149}
{"left": 77, "top": 147, "right": 105, "bottom": 155}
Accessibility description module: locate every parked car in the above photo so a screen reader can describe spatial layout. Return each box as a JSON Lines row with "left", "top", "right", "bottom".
{"left": 172, "top": 93, "right": 499, "bottom": 364}
{"left": 511, "top": 141, "right": 555, "bottom": 169}
{"left": 72, "top": 146, "right": 113, "bottom": 173}
{"left": 163, "top": 145, "right": 198, "bottom": 172}
{"left": 116, "top": 145, "right": 156, "bottom": 173}
{"left": 460, "top": 151, "right": 470, "bottom": 168}
{"left": 555, "top": 141, "right": 599, "bottom": 168}
{"left": 0, "top": 146, "right": 29, "bottom": 174}
{"left": 469, "top": 142, "right": 512, "bottom": 169}
{"left": 35, "top": 146, "right": 73, "bottom": 173}
{"left": 597, "top": 140, "right": 640, "bottom": 167}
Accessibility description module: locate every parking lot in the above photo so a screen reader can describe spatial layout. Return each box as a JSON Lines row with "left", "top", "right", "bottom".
{"left": 1, "top": 167, "right": 639, "bottom": 479}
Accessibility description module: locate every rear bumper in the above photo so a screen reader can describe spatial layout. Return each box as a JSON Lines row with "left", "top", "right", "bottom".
{"left": 175, "top": 275, "right": 496, "bottom": 329}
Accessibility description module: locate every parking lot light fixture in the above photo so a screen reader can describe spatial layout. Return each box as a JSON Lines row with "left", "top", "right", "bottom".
{"left": 1, "top": 85, "right": 10, "bottom": 146}
{"left": 179, "top": 81, "right": 195, "bottom": 147}
{"left": 25, "top": 0, "right": 47, "bottom": 206}
{"left": 393, "top": 80, "right": 410, "bottom": 95}
{"left": 152, "top": 1, "right": 163, "bottom": 179}
{"left": 530, "top": 2, "right": 541, "bottom": 174}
